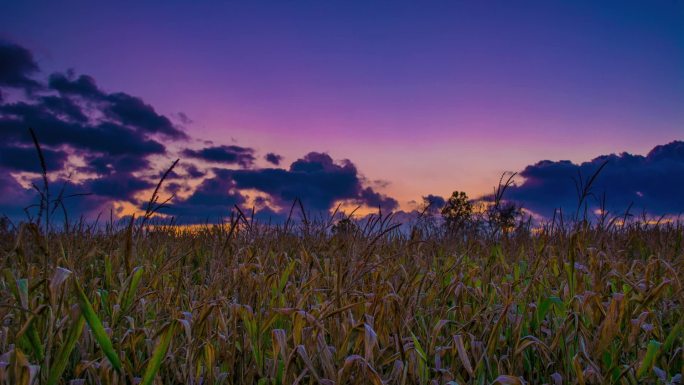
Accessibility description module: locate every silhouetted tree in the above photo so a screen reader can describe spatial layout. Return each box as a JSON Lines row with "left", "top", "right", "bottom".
{"left": 441, "top": 191, "right": 473, "bottom": 232}
{"left": 486, "top": 172, "right": 522, "bottom": 235}
{"left": 332, "top": 218, "right": 359, "bottom": 236}
{"left": 487, "top": 201, "right": 521, "bottom": 233}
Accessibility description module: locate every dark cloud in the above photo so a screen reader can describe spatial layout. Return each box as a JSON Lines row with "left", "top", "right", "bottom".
{"left": 360, "top": 187, "right": 399, "bottom": 212}
{"left": 265, "top": 152, "right": 283, "bottom": 166}
{"left": 226, "top": 152, "right": 396, "bottom": 212}
{"left": 504, "top": 141, "right": 684, "bottom": 218}
{"left": 0, "top": 47, "right": 176, "bottom": 190}
{"left": 164, "top": 152, "right": 398, "bottom": 223}
{"left": 40, "top": 95, "right": 88, "bottom": 122}
{"left": 423, "top": 194, "right": 446, "bottom": 209}
{"left": 0, "top": 144, "right": 68, "bottom": 172}
{"left": 104, "top": 92, "right": 187, "bottom": 139}
{"left": 422, "top": 194, "right": 446, "bottom": 214}
{"left": 0, "top": 40, "right": 401, "bottom": 225}
{"left": 0, "top": 40, "right": 41, "bottom": 90}
{"left": 184, "top": 164, "right": 205, "bottom": 178}
{"left": 0, "top": 41, "right": 185, "bottom": 223}
{"left": 85, "top": 153, "right": 152, "bottom": 175}
{"left": 182, "top": 145, "right": 255, "bottom": 168}
{"left": 162, "top": 169, "right": 245, "bottom": 222}
{"left": 48, "top": 73, "right": 101, "bottom": 99}
{"left": 227, "top": 153, "right": 358, "bottom": 212}
{"left": 165, "top": 182, "right": 183, "bottom": 195}
{"left": 0, "top": 103, "right": 166, "bottom": 157}
{"left": 49, "top": 72, "right": 188, "bottom": 139}
{"left": 85, "top": 172, "right": 153, "bottom": 200}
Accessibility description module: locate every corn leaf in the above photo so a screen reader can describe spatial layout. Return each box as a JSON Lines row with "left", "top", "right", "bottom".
{"left": 141, "top": 321, "right": 177, "bottom": 385}
{"left": 74, "top": 278, "right": 122, "bottom": 370}
{"left": 47, "top": 313, "right": 86, "bottom": 385}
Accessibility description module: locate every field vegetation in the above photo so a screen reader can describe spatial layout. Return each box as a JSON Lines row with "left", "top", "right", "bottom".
{"left": 0, "top": 134, "right": 682, "bottom": 384}
{"left": 0, "top": 207, "right": 682, "bottom": 384}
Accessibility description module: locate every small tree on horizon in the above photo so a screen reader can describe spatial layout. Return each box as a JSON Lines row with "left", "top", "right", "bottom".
{"left": 487, "top": 200, "right": 521, "bottom": 234}
{"left": 441, "top": 191, "right": 473, "bottom": 232}
{"left": 332, "top": 217, "right": 359, "bottom": 236}
{"left": 486, "top": 172, "right": 523, "bottom": 235}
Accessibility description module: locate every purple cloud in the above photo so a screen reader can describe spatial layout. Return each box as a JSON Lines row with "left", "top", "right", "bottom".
{"left": 163, "top": 152, "right": 398, "bottom": 223}
{"left": 182, "top": 145, "right": 255, "bottom": 168}
{"left": 265, "top": 152, "right": 283, "bottom": 166}
{"left": 503, "top": 141, "right": 684, "bottom": 219}
{"left": 0, "top": 42, "right": 185, "bottom": 222}
{"left": 0, "top": 144, "right": 68, "bottom": 172}
{"left": 226, "top": 152, "right": 396, "bottom": 212}
{"left": 0, "top": 40, "right": 400, "bottom": 224}
{"left": 161, "top": 170, "right": 245, "bottom": 222}
{"left": 49, "top": 71, "right": 188, "bottom": 140}
{"left": 0, "top": 40, "right": 41, "bottom": 90}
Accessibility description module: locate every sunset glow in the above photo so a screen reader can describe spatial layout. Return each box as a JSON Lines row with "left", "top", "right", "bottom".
{"left": 1, "top": 0, "right": 683, "bottom": 223}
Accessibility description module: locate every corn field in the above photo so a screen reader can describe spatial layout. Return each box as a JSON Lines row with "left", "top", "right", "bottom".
{"left": 0, "top": 219, "right": 682, "bottom": 384}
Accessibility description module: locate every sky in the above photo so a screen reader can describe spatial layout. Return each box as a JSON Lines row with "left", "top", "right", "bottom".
{"left": 1, "top": 1, "right": 683, "bottom": 223}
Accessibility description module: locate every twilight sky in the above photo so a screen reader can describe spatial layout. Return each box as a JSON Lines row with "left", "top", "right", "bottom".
{"left": 1, "top": 1, "right": 683, "bottom": 223}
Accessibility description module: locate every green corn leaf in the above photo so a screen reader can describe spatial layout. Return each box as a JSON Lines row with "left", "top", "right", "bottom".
{"left": 141, "top": 321, "right": 177, "bottom": 385}
{"left": 47, "top": 313, "right": 86, "bottom": 385}
{"left": 9, "top": 276, "right": 43, "bottom": 361}
{"left": 636, "top": 339, "right": 660, "bottom": 379}
{"left": 17, "top": 278, "right": 29, "bottom": 308}
{"left": 486, "top": 303, "right": 511, "bottom": 357}
{"left": 98, "top": 289, "right": 111, "bottom": 318}
{"left": 16, "top": 315, "right": 44, "bottom": 361}
{"left": 27, "top": 321, "right": 44, "bottom": 361}
{"left": 120, "top": 266, "right": 144, "bottom": 315}
{"left": 74, "top": 278, "right": 122, "bottom": 371}
{"left": 662, "top": 320, "right": 682, "bottom": 353}
{"left": 410, "top": 332, "right": 427, "bottom": 362}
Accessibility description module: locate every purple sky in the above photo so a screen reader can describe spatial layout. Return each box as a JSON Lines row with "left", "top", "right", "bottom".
{"left": 1, "top": 1, "right": 683, "bottom": 221}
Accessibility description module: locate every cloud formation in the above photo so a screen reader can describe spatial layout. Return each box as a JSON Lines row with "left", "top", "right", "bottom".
{"left": 423, "top": 194, "right": 446, "bottom": 211}
{"left": 265, "top": 152, "right": 283, "bottom": 165}
{"left": 226, "top": 152, "right": 398, "bottom": 213}
{"left": 0, "top": 144, "right": 68, "bottom": 172}
{"left": 504, "top": 141, "right": 684, "bottom": 218}
{"left": 9, "top": 39, "right": 681, "bottom": 226}
{"left": 360, "top": 187, "right": 399, "bottom": 212}
{"left": 182, "top": 145, "right": 255, "bottom": 168}
{"left": 163, "top": 152, "right": 398, "bottom": 223}
{"left": 158, "top": 169, "right": 245, "bottom": 221}
{"left": 0, "top": 40, "right": 41, "bottom": 90}
{"left": 49, "top": 72, "right": 188, "bottom": 140}
{"left": 0, "top": 41, "right": 400, "bottom": 224}
{"left": 0, "top": 42, "right": 189, "bottom": 220}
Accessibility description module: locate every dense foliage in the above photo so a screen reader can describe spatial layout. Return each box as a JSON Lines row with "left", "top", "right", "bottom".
{"left": 0, "top": 217, "right": 682, "bottom": 384}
